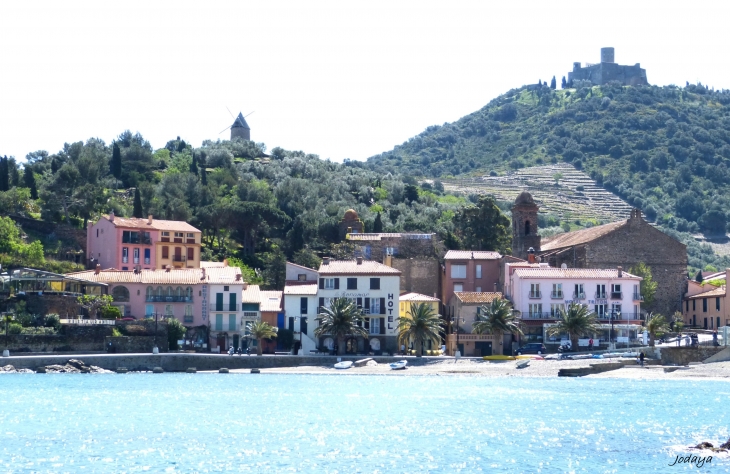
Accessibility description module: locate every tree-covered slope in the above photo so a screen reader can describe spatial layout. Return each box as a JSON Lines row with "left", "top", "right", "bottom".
{"left": 368, "top": 82, "right": 730, "bottom": 237}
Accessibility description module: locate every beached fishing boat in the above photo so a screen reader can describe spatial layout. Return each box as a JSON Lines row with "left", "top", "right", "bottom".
{"left": 334, "top": 361, "right": 353, "bottom": 369}
{"left": 390, "top": 360, "right": 408, "bottom": 370}
{"left": 483, "top": 355, "right": 516, "bottom": 361}
{"left": 516, "top": 360, "right": 530, "bottom": 369}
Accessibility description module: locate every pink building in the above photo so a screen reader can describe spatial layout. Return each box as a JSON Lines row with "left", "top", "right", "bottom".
{"left": 441, "top": 250, "right": 501, "bottom": 308}
{"left": 86, "top": 213, "right": 202, "bottom": 271}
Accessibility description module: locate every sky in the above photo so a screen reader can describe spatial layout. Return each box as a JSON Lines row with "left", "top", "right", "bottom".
{"left": 1, "top": 0, "right": 729, "bottom": 163}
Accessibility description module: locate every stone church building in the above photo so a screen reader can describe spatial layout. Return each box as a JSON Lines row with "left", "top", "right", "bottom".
{"left": 511, "top": 192, "right": 687, "bottom": 316}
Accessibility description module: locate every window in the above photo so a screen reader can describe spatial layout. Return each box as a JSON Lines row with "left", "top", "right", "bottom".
{"left": 186, "top": 287, "right": 193, "bottom": 301}
{"left": 476, "top": 265, "right": 482, "bottom": 279}
{"left": 162, "top": 246, "right": 169, "bottom": 259}
{"left": 454, "top": 283, "right": 463, "bottom": 292}
{"left": 122, "top": 247, "right": 128, "bottom": 263}
{"left": 525, "top": 220, "right": 531, "bottom": 235}
{"left": 165, "top": 305, "right": 173, "bottom": 317}
{"left": 144, "top": 248, "right": 150, "bottom": 265}
{"left": 451, "top": 264, "right": 466, "bottom": 279}
{"left": 552, "top": 283, "right": 563, "bottom": 298}
{"left": 224, "top": 286, "right": 229, "bottom": 291}
{"left": 370, "top": 278, "right": 380, "bottom": 290}
{"left": 717, "top": 298, "right": 721, "bottom": 312}
{"left": 371, "top": 298, "right": 381, "bottom": 315}
{"left": 528, "top": 303, "right": 542, "bottom": 317}
{"left": 322, "top": 278, "right": 337, "bottom": 290}
{"left": 122, "top": 231, "right": 140, "bottom": 243}
{"left": 229, "top": 315, "right": 236, "bottom": 330}
{"left": 476, "top": 287, "right": 482, "bottom": 293}
{"left": 574, "top": 284, "right": 584, "bottom": 299}
{"left": 550, "top": 303, "right": 563, "bottom": 317}
{"left": 347, "top": 278, "right": 358, "bottom": 290}
{"left": 215, "top": 314, "right": 223, "bottom": 331}
{"left": 529, "top": 283, "right": 540, "bottom": 298}
{"left": 596, "top": 284, "right": 606, "bottom": 299}
{"left": 187, "top": 247, "right": 194, "bottom": 261}
{"left": 187, "top": 233, "right": 194, "bottom": 238}
{"left": 161, "top": 231, "right": 170, "bottom": 242}
{"left": 298, "top": 274, "right": 307, "bottom": 281}
{"left": 184, "top": 305, "right": 193, "bottom": 323}
{"left": 686, "top": 300, "right": 689, "bottom": 312}
{"left": 133, "top": 248, "right": 140, "bottom": 264}
{"left": 112, "top": 286, "right": 130, "bottom": 302}
{"left": 145, "top": 305, "right": 154, "bottom": 316}
{"left": 703, "top": 298, "right": 708, "bottom": 313}
{"left": 693, "top": 300, "right": 696, "bottom": 311}
{"left": 595, "top": 304, "right": 607, "bottom": 317}
{"left": 611, "top": 304, "right": 622, "bottom": 318}
{"left": 243, "top": 312, "right": 258, "bottom": 318}
{"left": 300, "top": 297, "right": 308, "bottom": 315}
{"left": 370, "top": 318, "right": 380, "bottom": 335}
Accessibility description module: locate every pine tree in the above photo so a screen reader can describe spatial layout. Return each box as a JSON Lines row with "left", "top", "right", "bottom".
{"left": 8, "top": 158, "right": 19, "bottom": 187}
{"left": 550, "top": 76, "right": 556, "bottom": 90}
{"left": 561, "top": 76, "right": 567, "bottom": 89}
{"left": 51, "top": 158, "right": 59, "bottom": 174}
{"left": 132, "top": 188, "right": 143, "bottom": 218}
{"left": 23, "top": 165, "right": 37, "bottom": 199}
{"left": 695, "top": 270, "right": 704, "bottom": 283}
{"left": 111, "top": 142, "right": 122, "bottom": 181}
{"left": 190, "top": 155, "right": 198, "bottom": 175}
{"left": 0, "top": 156, "right": 8, "bottom": 192}
{"left": 538, "top": 79, "right": 542, "bottom": 86}
{"left": 200, "top": 166, "right": 207, "bottom": 185}
{"left": 373, "top": 212, "right": 383, "bottom": 233}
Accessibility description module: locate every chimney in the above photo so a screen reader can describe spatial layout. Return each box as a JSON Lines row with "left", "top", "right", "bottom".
{"left": 95, "top": 264, "right": 101, "bottom": 275}
{"left": 147, "top": 214, "right": 153, "bottom": 225}
{"left": 384, "top": 253, "right": 392, "bottom": 267}
{"left": 347, "top": 227, "right": 353, "bottom": 234}
{"left": 527, "top": 247, "right": 536, "bottom": 264}
{"left": 108, "top": 211, "right": 114, "bottom": 223}
{"left": 200, "top": 267, "right": 206, "bottom": 280}
{"left": 357, "top": 256, "right": 363, "bottom": 265}
{"left": 323, "top": 257, "right": 330, "bottom": 265}
{"left": 618, "top": 266, "right": 623, "bottom": 277}
{"left": 235, "top": 273, "right": 242, "bottom": 281}
{"left": 223, "top": 259, "right": 229, "bottom": 267}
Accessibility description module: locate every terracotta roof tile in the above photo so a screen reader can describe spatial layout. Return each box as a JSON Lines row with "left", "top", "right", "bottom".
{"left": 687, "top": 286, "right": 726, "bottom": 299}
{"left": 260, "top": 291, "right": 283, "bottom": 312}
{"left": 67, "top": 267, "right": 243, "bottom": 285}
{"left": 540, "top": 220, "right": 627, "bottom": 251}
{"left": 318, "top": 260, "right": 401, "bottom": 275}
{"left": 512, "top": 268, "right": 641, "bottom": 279}
{"left": 444, "top": 250, "right": 501, "bottom": 260}
{"left": 346, "top": 233, "right": 435, "bottom": 241}
{"left": 284, "top": 283, "right": 318, "bottom": 295}
{"left": 103, "top": 215, "right": 201, "bottom": 232}
{"left": 242, "top": 285, "right": 261, "bottom": 303}
{"left": 454, "top": 292, "right": 503, "bottom": 304}
{"left": 399, "top": 292, "right": 440, "bottom": 302}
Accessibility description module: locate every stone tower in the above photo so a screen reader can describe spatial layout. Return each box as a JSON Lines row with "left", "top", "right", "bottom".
{"left": 338, "top": 209, "right": 364, "bottom": 240}
{"left": 230, "top": 112, "right": 251, "bottom": 141}
{"left": 511, "top": 191, "right": 541, "bottom": 260}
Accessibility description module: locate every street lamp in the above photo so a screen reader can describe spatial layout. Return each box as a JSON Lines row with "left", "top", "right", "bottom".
{"left": 451, "top": 313, "right": 465, "bottom": 358}
{"left": 153, "top": 311, "right": 159, "bottom": 354}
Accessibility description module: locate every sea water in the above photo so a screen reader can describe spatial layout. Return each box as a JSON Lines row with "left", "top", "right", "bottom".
{"left": 0, "top": 374, "right": 728, "bottom": 473}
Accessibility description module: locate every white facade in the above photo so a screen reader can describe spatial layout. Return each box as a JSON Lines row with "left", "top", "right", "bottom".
{"left": 208, "top": 281, "right": 244, "bottom": 352}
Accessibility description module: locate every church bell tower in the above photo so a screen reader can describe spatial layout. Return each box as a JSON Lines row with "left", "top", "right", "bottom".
{"left": 511, "top": 191, "right": 541, "bottom": 260}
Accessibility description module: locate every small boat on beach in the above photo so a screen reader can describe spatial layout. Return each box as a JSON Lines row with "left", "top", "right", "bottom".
{"left": 334, "top": 361, "right": 353, "bottom": 370}
{"left": 390, "top": 360, "right": 408, "bottom": 370}
{"left": 516, "top": 359, "right": 530, "bottom": 369}
{"left": 483, "top": 355, "right": 516, "bottom": 361}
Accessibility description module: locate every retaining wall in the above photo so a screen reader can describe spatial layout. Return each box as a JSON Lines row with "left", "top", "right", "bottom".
{"left": 660, "top": 346, "right": 725, "bottom": 366}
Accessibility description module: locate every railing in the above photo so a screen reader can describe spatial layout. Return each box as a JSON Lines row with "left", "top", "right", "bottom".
{"left": 122, "top": 236, "right": 152, "bottom": 245}
{"left": 146, "top": 295, "right": 193, "bottom": 303}
{"left": 595, "top": 292, "right": 607, "bottom": 299}
{"left": 528, "top": 291, "right": 542, "bottom": 299}
{"left": 597, "top": 312, "right": 641, "bottom": 321}
{"left": 572, "top": 292, "right": 586, "bottom": 300}
{"left": 122, "top": 257, "right": 128, "bottom": 263}
{"left": 550, "top": 291, "right": 563, "bottom": 299}
{"left": 521, "top": 312, "right": 559, "bottom": 319}
{"left": 133, "top": 257, "right": 140, "bottom": 264}
{"left": 611, "top": 292, "right": 623, "bottom": 299}
{"left": 172, "top": 255, "right": 187, "bottom": 262}
{"left": 186, "top": 239, "right": 196, "bottom": 244}
{"left": 212, "top": 304, "right": 240, "bottom": 312}
{"left": 633, "top": 293, "right": 644, "bottom": 301}
{"left": 161, "top": 237, "right": 170, "bottom": 242}
{"left": 174, "top": 238, "right": 183, "bottom": 243}
{"left": 184, "top": 315, "right": 194, "bottom": 323}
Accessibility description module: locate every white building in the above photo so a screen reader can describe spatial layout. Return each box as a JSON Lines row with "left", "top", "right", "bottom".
{"left": 504, "top": 262, "right": 643, "bottom": 348}
{"left": 283, "top": 258, "right": 401, "bottom": 355}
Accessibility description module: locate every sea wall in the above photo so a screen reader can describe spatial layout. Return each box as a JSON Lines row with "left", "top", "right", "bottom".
{"left": 660, "top": 346, "right": 725, "bottom": 366}
{"left": 1, "top": 354, "right": 432, "bottom": 372}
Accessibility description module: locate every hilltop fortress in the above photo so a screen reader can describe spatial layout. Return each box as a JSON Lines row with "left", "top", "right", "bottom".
{"left": 569, "top": 47, "right": 648, "bottom": 86}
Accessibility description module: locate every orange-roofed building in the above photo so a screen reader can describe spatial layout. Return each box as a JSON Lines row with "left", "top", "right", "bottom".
{"left": 446, "top": 291, "right": 505, "bottom": 357}
{"left": 86, "top": 213, "right": 202, "bottom": 271}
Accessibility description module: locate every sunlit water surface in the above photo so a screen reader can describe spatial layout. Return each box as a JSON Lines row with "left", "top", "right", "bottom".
{"left": 0, "top": 374, "right": 728, "bottom": 473}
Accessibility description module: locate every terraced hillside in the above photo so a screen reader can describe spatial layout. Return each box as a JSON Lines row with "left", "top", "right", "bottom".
{"left": 442, "top": 163, "right": 634, "bottom": 223}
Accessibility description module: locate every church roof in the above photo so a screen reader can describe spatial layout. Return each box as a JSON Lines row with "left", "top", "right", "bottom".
{"left": 231, "top": 112, "right": 250, "bottom": 130}
{"left": 514, "top": 191, "right": 536, "bottom": 206}
{"left": 540, "top": 220, "right": 627, "bottom": 251}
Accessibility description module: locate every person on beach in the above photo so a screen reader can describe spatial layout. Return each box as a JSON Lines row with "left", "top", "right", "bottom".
{"left": 639, "top": 352, "right": 645, "bottom": 367}
{"left": 588, "top": 338, "right": 593, "bottom": 350}
{"left": 713, "top": 331, "right": 719, "bottom": 347}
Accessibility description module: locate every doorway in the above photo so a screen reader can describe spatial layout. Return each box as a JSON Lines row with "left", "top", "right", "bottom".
{"left": 216, "top": 335, "right": 226, "bottom": 352}
{"left": 346, "top": 338, "right": 357, "bottom": 354}
{"left": 475, "top": 341, "right": 492, "bottom": 357}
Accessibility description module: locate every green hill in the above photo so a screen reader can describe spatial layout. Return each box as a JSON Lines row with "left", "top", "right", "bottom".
{"left": 367, "top": 82, "right": 730, "bottom": 272}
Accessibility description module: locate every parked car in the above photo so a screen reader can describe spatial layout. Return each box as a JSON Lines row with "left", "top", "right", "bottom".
{"left": 515, "top": 343, "right": 546, "bottom": 355}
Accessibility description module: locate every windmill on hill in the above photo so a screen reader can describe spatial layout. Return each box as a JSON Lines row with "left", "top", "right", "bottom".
{"left": 219, "top": 108, "right": 253, "bottom": 141}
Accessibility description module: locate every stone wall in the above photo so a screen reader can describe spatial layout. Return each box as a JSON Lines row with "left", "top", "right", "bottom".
{"left": 391, "top": 258, "right": 441, "bottom": 299}
{"left": 105, "top": 336, "right": 169, "bottom": 353}
{"left": 660, "top": 346, "right": 724, "bottom": 366}
{"left": 0, "top": 334, "right": 103, "bottom": 353}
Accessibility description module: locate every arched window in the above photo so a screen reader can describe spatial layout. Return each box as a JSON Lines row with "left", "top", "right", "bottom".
{"left": 167, "top": 286, "right": 173, "bottom": 296}
{"left": 157, "top": 286, "right": 163, "bottom": 297}
{"left": 176, "top": 287, "right": 183, "bottom": 298}
{"left": 525, "top": 220, "right": 531, "bottom": 236}
{"left": 186, "top": 287, "right": 193, "bottom": 300}
{"left": 112, "top": 286, "right": 130, "bottom": 302}
{"left": 146, "top": 286, "right": 153, "bottom": 300}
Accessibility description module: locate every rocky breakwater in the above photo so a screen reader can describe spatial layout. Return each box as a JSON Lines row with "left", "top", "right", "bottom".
{"left": 1, "top": 359, "right": 113, "bottom": 374}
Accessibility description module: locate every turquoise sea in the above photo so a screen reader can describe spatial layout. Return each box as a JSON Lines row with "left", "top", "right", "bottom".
{"left": 0, "top": 374, "right": 728, "bottom": 473}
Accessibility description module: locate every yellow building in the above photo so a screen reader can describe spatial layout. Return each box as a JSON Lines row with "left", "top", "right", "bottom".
{"left": 399, "top": 292, "right": 442, "bottom": 354}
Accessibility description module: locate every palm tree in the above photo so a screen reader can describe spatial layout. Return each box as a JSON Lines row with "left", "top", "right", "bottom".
{"left": 398, "top": 302, "right": 444, "bottom": 357}
{"left": 645, "top": 313, "right": 670, "bottom": 347}
{"left": 472, "top": 298, "right": 523, "bottom": 355}
{"left": 547, "top": 303, "right": 601, "bottom": 350}
{"left": 314, "top": 297, "right": 368, "bottom": 355}
{"left": 246, "top": 320, "right": 278, "bottom": 356}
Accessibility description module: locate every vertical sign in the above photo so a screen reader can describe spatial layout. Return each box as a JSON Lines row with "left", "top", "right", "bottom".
{"left": 202, "top": 284, "right": 208, "bottom": 321}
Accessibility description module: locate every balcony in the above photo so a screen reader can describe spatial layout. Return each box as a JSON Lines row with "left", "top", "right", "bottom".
{"left": 521, "top": 312, "right": 559, "bottom": 320}
{"left": 595, "top": 292, "right": 607, "bottom": 300}
{"left": 597, "top": 312, "right": 640, "bottom": 321}
{"left": 146, "top": 295, "right": 193, "bottom": 303}
{"left": 632, "top": 293, "right": 644, "bottom": 301}
{"left": 572, "top": 292, "right": 586, "bottom": 300}
{"left": 550, "top": 291, "right": 564, "bottom": 299}
{"left": 172, "top": 255, "right": 187, "bottom": 263}
{"left": 212, "top": 304, "right": 240, "bottom": 312}
{"left": 161, "top": 237, "right": 170, "bottom": 242}
{"left": 610, "top": 291, "right": 623, "bottom": 300}
{"left": 528, "top": 291, "right": 542, "bottom": 299}
{"left": 122, "top": 235, "right": 152, "bottom": 245}
{"left": 184, "top": 315, "right": 194, "bottom": 323}
{"left": 186, "top": 238, "right": 196, "bottom": 244}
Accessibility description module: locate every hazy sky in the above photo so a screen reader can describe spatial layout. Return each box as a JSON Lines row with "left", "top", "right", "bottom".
{"left": 1, "top": 0, "right": 728, "bottom": 163}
